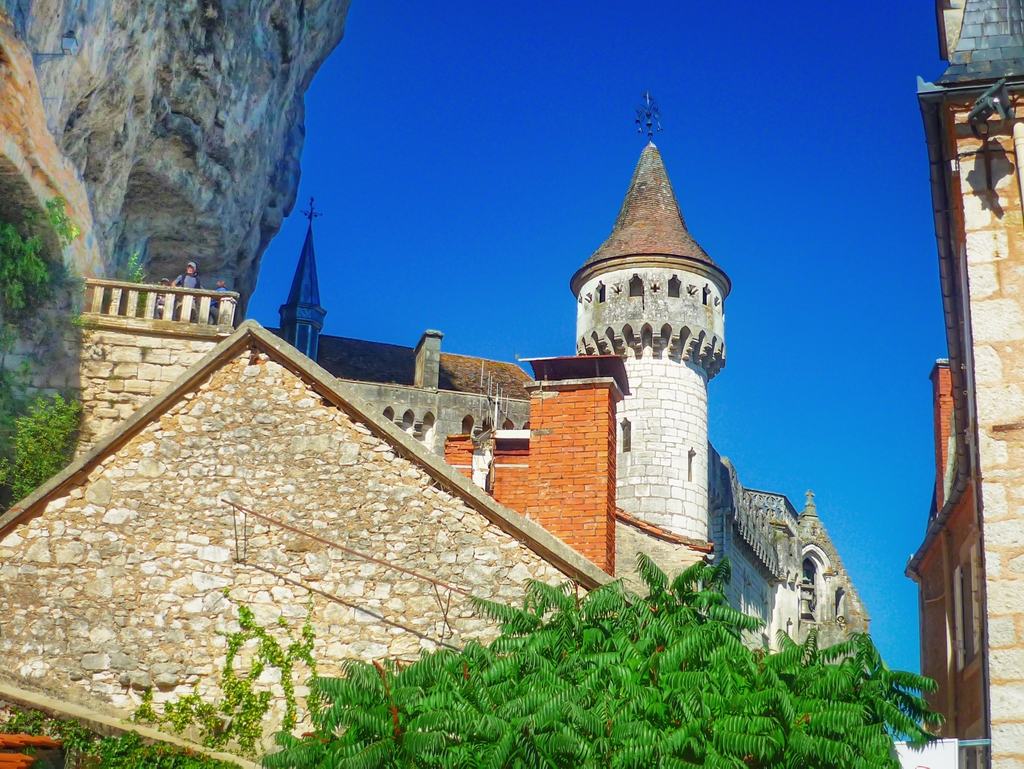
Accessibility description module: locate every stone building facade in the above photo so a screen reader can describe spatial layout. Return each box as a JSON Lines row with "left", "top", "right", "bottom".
{"left": 909, "top": 1, "right": 1024, "bottom": 763}
{"left": 0, "top": 323, "right": 607, "bottom": 745}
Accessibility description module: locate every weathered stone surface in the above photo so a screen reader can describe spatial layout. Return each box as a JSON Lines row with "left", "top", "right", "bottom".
{"left": 0, "top": 350, "right": 572, "bottom": 746}
{"left": 5, "top": 0, "right": 353, "bottom": 310}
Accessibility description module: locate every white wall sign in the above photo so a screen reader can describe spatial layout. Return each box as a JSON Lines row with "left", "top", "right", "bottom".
{"left": 893, "top": 739, "right": 959, "bottom": 769}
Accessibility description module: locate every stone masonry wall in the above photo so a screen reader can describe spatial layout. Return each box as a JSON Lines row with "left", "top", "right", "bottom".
{"left": 617, "top": 357, "right": 709, "bottom": 542}
{"left": 0, "top": 349, "right": 569, "bottom": 748}
{"left": 77, "top": 329, "right": 218, "bottom": 453}
{"left": 954, "top": 108, "right": 1024, "bottom": 759}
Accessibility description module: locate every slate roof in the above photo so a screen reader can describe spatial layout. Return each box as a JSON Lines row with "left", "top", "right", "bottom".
{"left": 571, "top": 143, "right": 724, "bottom": 289}
{"left": 285, "top": 222, "right": 322, "bottom": 308}
{"left": 940, "top": 0, "right": 1024, "bottom": 83}
{"left": 308, "top": 333, "right": 533, "bottom": 400}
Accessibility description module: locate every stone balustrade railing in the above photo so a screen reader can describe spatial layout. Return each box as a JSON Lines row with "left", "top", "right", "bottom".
{"left": 83, "top": 278, "right": 240, "bottom": 338}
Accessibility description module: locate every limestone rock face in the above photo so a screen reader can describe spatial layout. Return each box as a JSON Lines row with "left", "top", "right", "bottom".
{"left": 4, "top": 0, "right": 351, "bottom": 313}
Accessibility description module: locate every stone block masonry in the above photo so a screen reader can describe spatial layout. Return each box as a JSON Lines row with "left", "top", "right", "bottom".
{"left": 617, "top": 357, "right": 709, "bottom": 542}
{"left": 77, "top": 330, "right": 218, "bottom": 453}
{"left": 0, "top": 348, "right": 572, "bottom": 743}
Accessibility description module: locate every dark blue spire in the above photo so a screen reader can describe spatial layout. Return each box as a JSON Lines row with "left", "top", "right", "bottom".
{"left": 279, "top": 215, "right": 327, "bottom": 359}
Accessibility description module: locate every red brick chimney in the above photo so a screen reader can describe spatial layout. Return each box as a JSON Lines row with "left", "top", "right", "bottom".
{"left": 930, "top": 360, "right": 954, "bottom": 510}
{"left": 444, "top": 434, "right": 475, "bottom": 480}
{"left": 491, "top": 356, "right": 626, "bottom": 575}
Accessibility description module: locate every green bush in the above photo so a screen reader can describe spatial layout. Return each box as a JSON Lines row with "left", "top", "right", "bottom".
{"left": 264, "top": 556, "right": 941, "bottom": 769}
{"left": 0, "top": 393, "right": 82, "bottom": 503}
{"left": 1, "top": 705, "right": 241, "bottom": 768}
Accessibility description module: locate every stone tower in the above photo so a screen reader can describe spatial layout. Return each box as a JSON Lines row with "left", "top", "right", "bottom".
{"left": 571, "top": 142, "right": 730, "bottom": 541}
{"left": 279, "top": 217, "right": 327, "bottom": 360}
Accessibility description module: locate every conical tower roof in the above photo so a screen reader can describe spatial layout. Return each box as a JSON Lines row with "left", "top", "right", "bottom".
{"left": 570, "top": 143, "right": 729, "bottom": 296}
{"left": 285, "top": 222, "right": 322, "bottom": 309}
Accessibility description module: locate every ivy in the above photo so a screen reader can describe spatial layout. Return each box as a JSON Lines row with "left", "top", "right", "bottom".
{"left": 134, "top": 596, "right": 318, "bottom": 758}
{"left": 0, "top": 705, "right": 239, "bottom": 768}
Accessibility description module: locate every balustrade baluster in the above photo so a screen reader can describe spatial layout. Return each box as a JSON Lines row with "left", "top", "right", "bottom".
{"left": 144, "top": 291, "right": 157, "bottom": 319}
{"left": 198, "top": 296, "right": 211, "bottom": 325}
{"left": 180, "top": 295, "right": 195, "bottom": 324}
{"left": 219, "top": 298, "right": 236, "bottom": 328}
{"left": 126, "top": 290, "right": 139, "bottom": 318}
{"left": 161, "top": 293, "right": 175, "bottom": 321}
{"left": 107, "top": 288, "right": 122, "bottom": 316}
{"left": 90, "top": 284, "right": 104, "bottom": 313}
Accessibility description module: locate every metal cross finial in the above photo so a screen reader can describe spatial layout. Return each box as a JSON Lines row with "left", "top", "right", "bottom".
{"left": 636, "top": 91, "right": 663, "bottom": 140}
{"left": 302, "top": 197, "right": 323, "bottom": 222}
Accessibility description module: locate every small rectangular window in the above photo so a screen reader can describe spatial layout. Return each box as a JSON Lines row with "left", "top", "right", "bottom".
{"left": 621, "top": 419, "right": 631, "bottom": 453}
{"left": 297, "top": 325, "right": 309, "bottom": 356}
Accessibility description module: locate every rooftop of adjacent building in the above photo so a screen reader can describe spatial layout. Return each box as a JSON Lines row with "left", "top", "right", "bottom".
{"left": 937, "top": 0, "right": 1024, "bottom": 82}
{"left": 269, "top": 329, "right": 533, "bottom": 400}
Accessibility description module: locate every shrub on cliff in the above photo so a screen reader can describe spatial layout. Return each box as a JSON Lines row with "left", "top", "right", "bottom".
{"left": 0, "top": 393, "right": 82, "bottom": 504}
{"left": 263, "top": 556, "right": 940, "bottom": 769}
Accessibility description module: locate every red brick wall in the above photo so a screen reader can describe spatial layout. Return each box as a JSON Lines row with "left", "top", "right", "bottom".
{"left": 444, "top": 435, "right": 474, "bottom": 480}
{"left": 492, "top": 439, "right": 531, "bottom": 514}
{"left": 931, "top": 362, "right": 954, "bottom": 509}
{"left": 522, "top": 383, "right": 619, "bottom": 575}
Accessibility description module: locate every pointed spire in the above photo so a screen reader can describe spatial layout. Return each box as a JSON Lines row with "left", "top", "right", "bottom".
{"left": 279, "top": 202, "right": 327, "bottom": 355}
{"left": 285, "top": 221, "right": 322, "bottom": 310}
{"left": 570, "top": 143, "right": 729, "bottom": 296}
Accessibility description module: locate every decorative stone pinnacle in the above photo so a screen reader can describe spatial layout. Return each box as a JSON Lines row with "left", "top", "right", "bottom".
{"left": 803, "top": 490, "right": 817, "bottom": 517}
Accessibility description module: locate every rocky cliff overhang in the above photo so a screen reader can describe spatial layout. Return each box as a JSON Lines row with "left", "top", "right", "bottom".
{"left": 1, "top": 0, "right": 351, "bottom": 315}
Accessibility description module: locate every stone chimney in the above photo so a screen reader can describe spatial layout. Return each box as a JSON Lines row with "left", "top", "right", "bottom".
{"left": 414, "top": 330, "right": 444, "bottom": 389}
{"left": 490, "top": 355, "right": 627, "bottom": 576}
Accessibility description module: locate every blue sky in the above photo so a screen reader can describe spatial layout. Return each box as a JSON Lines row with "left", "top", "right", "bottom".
{"left": 247, "top": 1, "right": 947, "bottom": 674}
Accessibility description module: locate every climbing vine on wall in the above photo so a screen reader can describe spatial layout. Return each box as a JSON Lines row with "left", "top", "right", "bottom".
{"left": 133, "top": 595, "right": 318, "bottom": 758}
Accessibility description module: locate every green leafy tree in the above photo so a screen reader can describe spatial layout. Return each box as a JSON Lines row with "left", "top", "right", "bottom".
{"left": 0, "top": 393, "right": 82, "bottom": 503}
{"left": 263, "top": 556, "right": 939, "bottom": 769}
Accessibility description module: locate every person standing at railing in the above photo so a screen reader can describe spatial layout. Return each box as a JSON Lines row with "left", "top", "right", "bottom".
{"left": 209, "top": 280, "right": 228, "bottom": 324}
{"left": 172, "top": 262, "right": 203, "bottom": 321}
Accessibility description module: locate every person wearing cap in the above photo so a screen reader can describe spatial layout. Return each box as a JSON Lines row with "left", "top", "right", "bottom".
{"left": 172, "top": 261, "right": 203, "bottom": 290}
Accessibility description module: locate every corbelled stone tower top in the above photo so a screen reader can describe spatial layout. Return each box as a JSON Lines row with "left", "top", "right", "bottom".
{"left": 570, "top": 142, "right": 730, "bottom": 298}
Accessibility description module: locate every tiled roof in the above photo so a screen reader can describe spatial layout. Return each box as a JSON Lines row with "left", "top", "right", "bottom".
{"left": 572, "top": 143, "right": 722, "bottom": 286}
{"left": 940, "top": 0, "right": 1024, "bottom": 82}
{"left": 311, "top": 333, "right": 533, "bottom": 400}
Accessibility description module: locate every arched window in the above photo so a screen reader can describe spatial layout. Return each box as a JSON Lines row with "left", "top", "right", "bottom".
{"left": 629, "top": 275, "right": 643, "bottom": 297}
{"left": 422, "top": 412, "right": 436, "bottom": 449}
{"left": 596, "top": 282, "right": 606, "bottom": 303}
{"left": 502, "top": 418, "right": 514, "bottom": 430}
{"left": 522, "top": 421, "right": 530, "bottom": 430}
{"left": 383, "top": 407, "right": 394, "bottom": 422}
{"left": 803, "top": 558, "right": 817, "bottom": 585}
{"left": 668, "top": 275, "right": 681, "bottom": 298}
{"left": 461, "top": 415, "right": 474, "bottom": 435}
{"left": 621, "top": 419, "right": 632, "bottom": 453}
{"left": 402, "top": 410, "right": 416, "bottom": 435}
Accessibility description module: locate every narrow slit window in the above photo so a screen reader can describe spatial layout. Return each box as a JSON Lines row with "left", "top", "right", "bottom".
{"left": 621, "top": 419, "right": 632, "bottom": 453}
{"left": 629, "top": 275, "right": 643, "bottom": 297}
{"left": 687, "top": 448, "right": 696, "bottom": 482}
{"left": 668, "top": 276, "right": 681, "bottom": 297}
{"left": 702, "top": 285, "right": 711, "bottom": 306}
{"left": 596, "top": 282, "right": 606, "bottom": 303}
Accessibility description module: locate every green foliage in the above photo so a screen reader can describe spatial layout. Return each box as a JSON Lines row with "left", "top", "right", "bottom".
{"left": 0, "top": 705, "right": 239, "bottom": 768}
{"left": 0, "top": 198, "right": 84, "bottom": 508}
{"left": 123, "top": 251, "right": 146, "bottom": 284}
{"left": 134, "top": 598, "right": 317, "bottom": 758}
{"left": 0, "top": 393, "right": 82, "bottom": 502}
{"left": 263, "top": 556, "right": 940, "bottom": 769}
